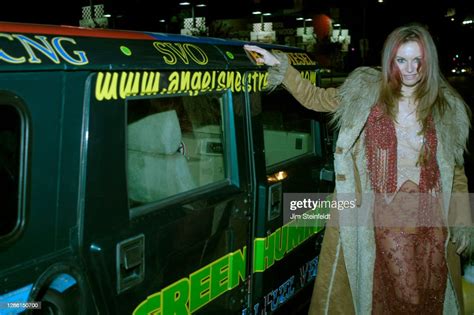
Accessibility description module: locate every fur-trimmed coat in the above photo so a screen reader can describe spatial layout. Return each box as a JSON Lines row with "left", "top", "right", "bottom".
{"left": 269, "top": 55, "right": 472, "bottom": 314}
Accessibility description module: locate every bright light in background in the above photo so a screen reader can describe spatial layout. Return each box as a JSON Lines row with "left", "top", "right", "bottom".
{"left": 462, "top": 19, "right": 473, "bottom": 25}
{"left": 159, "top": 19, "right": 165, "bottom": 23}
{"left": 296, "top": 17, "right": 304, "bottom": 20}
{"left": 378, "top": 0, "right": 383, "bottom": 3}
{"left": 263, "top": 12, "right": 272, "bottom": 16}
{"left": 305, "top": 18, "right": 312, "bottom": 21}
{"left": 196, "top": 3, "right": 207, "bottom": 7}
{"left": 179, "top": 2, "right": 191, "bottom": 5}
{"left": 267, "top": 171, "right": 288, "bottom": 183}
{"left": 252, "top": 11, "right": 262, "bottom": 15}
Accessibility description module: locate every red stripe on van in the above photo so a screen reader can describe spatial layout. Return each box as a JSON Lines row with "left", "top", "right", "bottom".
{"left": 0, "top": 22, "right": 153, "bottom": 40}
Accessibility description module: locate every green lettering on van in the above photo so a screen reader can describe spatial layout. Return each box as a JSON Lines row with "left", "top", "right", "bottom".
{"left": 253, "top": 232, "right": 275, "bottom": 272}
{"left": 274, "top": 227, "right": 288, "bottom": 261}
{"left": 133, "top": 291, "right": 161, "bottom": 315}
{"left": 209, "top": 254, "right": 229, "bottom": 300}
{"left": 229, "top": 247, "right": 246, "bottom": 289}
{"left": 134, "top": 247, "right": 247, "bottom": 315}
{"left": 189, "top": 266, "right": 211, "bottom": 312}
{"left": 287, "top": 221, "right": 306, "bottom": 251}
{"left": 253, "top": 205, "right": 328, "bottom": 273}
{"left": 161, "top": 278, "right": 190, "bottom": 315}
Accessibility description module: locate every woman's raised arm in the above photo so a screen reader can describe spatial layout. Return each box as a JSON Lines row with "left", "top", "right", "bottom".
{"left": 243, "top": 45, "right": 339, "bottom": 112}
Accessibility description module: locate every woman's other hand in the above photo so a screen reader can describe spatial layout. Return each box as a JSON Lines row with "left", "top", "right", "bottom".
{"left": 451, "top": 228, "right": 472, "bottom": 256}
{"left": 244, "top": 45, "right": 280, "bottom": 66}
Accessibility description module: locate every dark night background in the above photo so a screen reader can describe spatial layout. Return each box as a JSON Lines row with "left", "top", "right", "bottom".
{"left": 1, "top": 0, "right": 473, "bottom": 187}
{"left": 1, "top": 1, "right": 471, "bottom": 32}
{"left": 1, "top": 0, "right": 472, "bottom": 72}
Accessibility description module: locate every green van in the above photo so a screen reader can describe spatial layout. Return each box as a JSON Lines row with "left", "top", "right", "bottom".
{"left": 0, "top": 22, "right": 334, "bottom": 314}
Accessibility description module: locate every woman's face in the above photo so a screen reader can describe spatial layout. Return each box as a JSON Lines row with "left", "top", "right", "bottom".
{"left": 395, "top": 41, "right": 422, "bottom": 87}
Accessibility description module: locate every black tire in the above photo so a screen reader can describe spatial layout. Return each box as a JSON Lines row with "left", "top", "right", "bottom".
{"left": 33, "top": 286, "right": 79, "bottom": 315}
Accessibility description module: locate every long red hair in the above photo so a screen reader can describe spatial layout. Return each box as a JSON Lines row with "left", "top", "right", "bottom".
{"left": 378, "top": 24, "right": 458, "bottom": 134}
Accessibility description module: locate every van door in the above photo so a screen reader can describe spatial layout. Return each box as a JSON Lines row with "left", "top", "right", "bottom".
{"left": 0, "top": 71, "right": 91, "bottom": 313}
{"left": 247, "top": 81, "right": 335, "bottom": 313}
{"left": 81, "top": 72, "right": 253, "bottom": 314}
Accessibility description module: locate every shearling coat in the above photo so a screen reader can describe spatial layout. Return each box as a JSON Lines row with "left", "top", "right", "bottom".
{"left": 270, "top": 57, "right": 472, "bottom": 314}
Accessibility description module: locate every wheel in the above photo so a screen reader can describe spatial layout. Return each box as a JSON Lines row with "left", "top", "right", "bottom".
{"left": 33, "top": 286, "right": 79, "bottom": 315}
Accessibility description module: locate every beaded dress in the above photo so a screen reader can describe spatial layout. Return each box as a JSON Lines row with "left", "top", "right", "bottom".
{"left": 371, "top": 101, "right": 448, "bottom": 314}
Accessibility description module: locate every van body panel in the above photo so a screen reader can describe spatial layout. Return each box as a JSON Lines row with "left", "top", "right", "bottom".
{"left": 0, "top": 22, "right": 333, "bottom": 314}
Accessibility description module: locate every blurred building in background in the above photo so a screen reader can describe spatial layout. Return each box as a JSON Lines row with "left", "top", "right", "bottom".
{"left": 1, "top": 0, "right": 472, "bottom": 72}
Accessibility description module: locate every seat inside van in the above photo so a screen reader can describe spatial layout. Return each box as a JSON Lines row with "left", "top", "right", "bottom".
{"left": 127, "top": 110, "right": 196, "bottom": 203}
{"left": 182, "top": 124, "right": 224, "bottom": 187}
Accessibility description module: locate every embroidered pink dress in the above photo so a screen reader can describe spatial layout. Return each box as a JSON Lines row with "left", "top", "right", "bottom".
{"left": 369, "top": 103, "right": 448, "bottom": 314}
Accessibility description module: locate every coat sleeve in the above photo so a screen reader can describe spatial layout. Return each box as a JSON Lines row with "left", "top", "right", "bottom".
{"left": 449, "top": 165, "right": 474, "bottom": 255}
{"left": 282, "top": 66, "right": 339, "bottom": 112}
{"left": 267, "top": 53, "right": 339, "bottom": 113}
{"left": 452, "top": 165, "right": 469, "bottom": 193}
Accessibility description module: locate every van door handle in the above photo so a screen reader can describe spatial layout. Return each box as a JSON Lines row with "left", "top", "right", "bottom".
{"left": 116, "top": 234, "right": 145, "bottom": 294}
{"left": 319, "top": 167, "right": 334, "bottom": 182}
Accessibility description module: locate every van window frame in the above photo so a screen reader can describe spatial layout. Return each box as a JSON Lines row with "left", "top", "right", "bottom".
{"left": 126, "top": 89, "right": 239, "bottom": 219}
{"left": 265, "top": 120, "right": 323, "bottom": 174}
{"left": 259, "top": 86, "right": 322, "bottom": 172}
{"left": 0, "top": 92, "right": 29, "bottom": 244}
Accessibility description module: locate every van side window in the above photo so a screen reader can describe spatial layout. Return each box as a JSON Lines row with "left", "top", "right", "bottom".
{"left": 261, "top": 90, "right": 314, "bottom": 167}
{"left": 0, "top": 104, "right": 22, "bottom": 237}
{"left": 127, "top": 95, "right": 225, "bottom": 207}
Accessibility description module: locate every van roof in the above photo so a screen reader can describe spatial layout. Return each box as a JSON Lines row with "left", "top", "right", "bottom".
{"left": 0, "top": 22, "right": 316, "bottom": 72}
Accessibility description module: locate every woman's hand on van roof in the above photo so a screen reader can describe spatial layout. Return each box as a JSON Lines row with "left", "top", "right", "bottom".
{"left": 244, "top": 45, "right": 281, "bottom": 67}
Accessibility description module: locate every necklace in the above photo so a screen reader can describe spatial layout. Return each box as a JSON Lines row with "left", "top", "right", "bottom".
{"left": 400, "top": 85, "right": 417, "bottom": 106}
{"left": 403, "top": 97, "right": 415, "bottom": 106}
{"left": 400, "top": 93, "right": 417, "bottom": 106}
{"left": 399, "top": 97, "right": 418, "bottom": 119}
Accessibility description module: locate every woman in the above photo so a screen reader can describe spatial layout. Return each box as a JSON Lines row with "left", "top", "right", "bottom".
{"left": 245, "top": 24, "right": 473, "bottom": 314}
